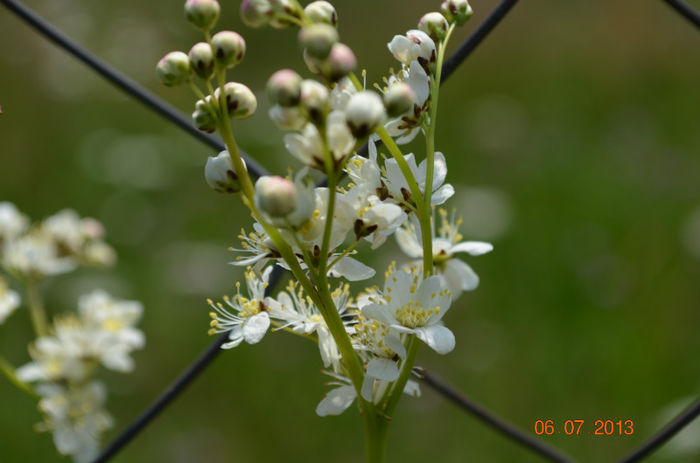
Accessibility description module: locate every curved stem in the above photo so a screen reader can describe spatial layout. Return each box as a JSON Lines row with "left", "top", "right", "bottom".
{"left": 0, "top": 354, "right": 37, "bottom": 399}
{"left": 26, "top": 280, "right": 48, "bottom": 337}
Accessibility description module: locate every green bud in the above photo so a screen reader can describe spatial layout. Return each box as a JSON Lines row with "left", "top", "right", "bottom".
{"left": 240, "top": 0, "right": 272, "bottom": 28}
{"left": 299, "top": 23, "right": 338, "bottom": 60}
{"left": 269, "top": 0, "right": 303, "bottom": 29}
{"left": 156, "top": 51, "right": 191, "bottom": 87}
{"left": 418, "top": 12, "right": 449, "bottom": 41}
{"left": 267, "top": 69, "right": 303, "bottom": 107}
{"left": 255, "top": 176, "right": 298, "bottom": 218}
{"left": 440, "top": 0, "right": 473, "bottom": 26}
{"left": 211, "top": 31, "right": 246, "bottom": 68}
{"left": 188, "top": 42, "right": 214, "bottom": 79}
{"left": 383, "top": 82, "right": 416, "bottom": 117}
{"left": 184, "top": 0, "right": 220, "bottom": 31}
{"left": 304, "top": 1, "right": 337, "bottom": 26}
{"left": 193, "top": 99, "right": 217, "bottom": 133}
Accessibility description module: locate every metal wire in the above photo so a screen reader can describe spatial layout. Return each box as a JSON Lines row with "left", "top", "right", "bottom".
{"left": 662, "top": 0, "right": 700, "bottom": 29}
{"left": 617, "top": 397, "right": 700, "bottom": 463}
{"left": 414, "top": 368, "right": 576, "bottom": 463}
{"left": 0, "top": 0, "right": 270, "bottom": 179}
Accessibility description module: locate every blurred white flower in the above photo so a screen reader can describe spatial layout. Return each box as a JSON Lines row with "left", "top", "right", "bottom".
{"left": 0, "top": 201, "right": 29, "bottom": 243}
{"left": 35, "top": 381, "right": 114, "bottom": 463}
{"left": 0, "top": 276, "right": 20, "bottom": 324}
{"left": 2, "top": 231, "right": 77, "bottom": 279}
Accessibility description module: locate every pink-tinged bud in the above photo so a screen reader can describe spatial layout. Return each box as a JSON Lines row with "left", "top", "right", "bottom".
{"left": 255, "top": 176, "right": 298, "bottom": 217}
{"left": 299, "top": 23, "right": 338, "bottom": 59}
{"left": 211, "top": 31, "right": 246, "bottom": 69}
{"left": 269, "top": 0, "right": 302, "bottom": 29}
{"left": 418, "top": 12, "right": 449, "bottom": 41}
{"left": 188, "top": 42, "right": 214, "bottom": 79}
{"left": 383, "top": 82, "right": 415, "bottom": 117}
{"left": 156, "top": 51, "right": 191, "bottom": 87}
{"left": 304, "top": 1, "right": 337, "bottom": 26}
{"left": 323, "top": 43, "right": 356, "bottom": 82}
{"left": 184, "top": 0, "right": 220, "bottom": 31}
{"left": 300, "top": 79, "right": 329, "bottom": 120}
{"left": 440, "top": 0, "right": 473, "bottom": 26}
{"left": 240, "top": 0, "right": 272, "bottom": 28}
{"left": 267, "top": 69, "right": 303, "bottom": 107}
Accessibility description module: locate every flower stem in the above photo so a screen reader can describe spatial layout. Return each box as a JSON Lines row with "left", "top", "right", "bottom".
{"left": 364, "top": 411, "right": 388, "bottom": 463}
{"left": 26, "top": 280, "right": 48, "bottom": 337}
{"left": 0, "top": 354, "right": 37, "bottom": 399}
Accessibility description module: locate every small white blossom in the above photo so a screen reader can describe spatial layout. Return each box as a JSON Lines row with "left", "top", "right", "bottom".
{"left": 0, "top": 201, "right": 29, "bottom": 242}
{"left": 2, "top": 231, "right": 77, "bottom": 279}
{"left": 396, "top": 209, "right": 493, "bottom": 298}
{"left": 315, "top": 372, "right": 420, "bottom": 416}
{"left": 208, "top": 266, "right": 279, "bottom": 349}
{"left": 284, "top": 112, "right": 355, "bottom": 169}
{"left": 362, "top": 264, "right": 455, "bottom": 354}
{"left": 0, "top": 276, "right": 20, "bottom": 324}
{"left": 35, "top": 381, "right": 114, "bottom": 463}
{"left": 387, "top": 30, "right": 436, "bottom": 66}
{"left": 383, "top": 151, "right": 455, "bottom": 206}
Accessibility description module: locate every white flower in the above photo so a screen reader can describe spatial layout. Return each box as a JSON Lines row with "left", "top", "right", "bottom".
{"left": 229, "top": 222, "right": 278, "bottom": 269}
{"left": 17, "top": 326, "right": 89, "bottom": 383}
{"left": 387, "top": 29, "right": 435, "bottom": 66}
{"left": 78, "top": 290, "right": 145, "bottom": 354}
{"left": 273, "top": 281, "right": 353, "bottom": 372}
{"left": 396, "top": 209, "right": 492, "bottom": 298}
{"left": 381, "top": 151, "right": 455, "bottom": 206}
{"left": 35, "top": 381, "right": 113, "bottom": 463}
{"left": 208, "top": 266, "right": 279, "bottom": 349}
{"left": 42, "top": 209, "right": 87, "bottom": 253}
{"left": 362, "top": 265, "right": 455, "bottom": 354}
{"left": 0, "top": 276, "right": 20, "bottom": 324}
{"left": 284, "top": 112, "right": 355, "bottom": 169}
{"left": 382, "top": 61, "right": 431, "bottom": 144}
{"left": 329, "top": 76, "right": 358, "bottom": 111}
{"left": 315, "top": 372, "right": 421, "bottom": 416}
{"left": 290, "top": 187, "right": 354, "bottom": 251}
{"left": 0, "top": 201, "right": 29, "bottom": 242}
{"left": 342, "top": 184, "right": 406, "bottom": 249}
{"left": 2, "top": 231, "right": 76, "bottom": 279}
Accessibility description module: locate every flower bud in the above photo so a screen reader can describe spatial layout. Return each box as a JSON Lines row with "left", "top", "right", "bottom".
{"left": 322, "top": 43, "right": 356, "bottom": 82}
{"left": 267, "top": 69, "right": 302, "bottom": 107}
{"left": 344, "top": 91, "right": 386, "bottom": 138}
{"left": 205, "top": 150, "right": 241, "bottom": 193}
{"left": 156, "top": 51, "right": 191, "bottom": 86}
{"left": 189, "top": 42, "right": 215, "bottom": 79}
{"left": 383, "top": 82, "right": 415, "bottom": 117}
{"left": 303, "top": 49, "right": 322, "bottom": 75}
{"left": 184, "top": 0, "right": 220, "bottom": 31}
{"left": 192, "top": 99, "right": 217, "bottom": 133}
{"left": 216, "top": 82, "right": 258, "bottom": 119}
{"left": 299, "top": 24, "right": 338, "bottom": 60}
{"left": 269, "top": 0, "right": 303, "bottom": 29}
{"left": 300, "top": 79, "right": 329, "bottom": 121}
{"left": 211, "top": 31, "right": 246, "bottom": 69}
{"left": 440, "top": 0, "right": 473, "bottom": 25}
{"left": 304, "top": 1, "right": 337, "bottom": 26}
{"left": 240, "top": 0, "right": 272, "bottom": 28}
{"left": 418, "top": 12, "right": 449, "bottom": 41}
{"left": 255, "top": 176, "right": 298, "bottom": 218}
{"left": 269, "top": 105, "right": 306, "bottom": 130}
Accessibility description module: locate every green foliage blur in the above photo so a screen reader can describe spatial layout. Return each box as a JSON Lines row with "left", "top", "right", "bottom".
{"left": 1, "top": 0, "right": 700, "bottom": 461}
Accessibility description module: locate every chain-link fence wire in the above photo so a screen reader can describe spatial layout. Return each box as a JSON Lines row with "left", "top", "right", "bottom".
{"left": 1, "top": 0, "right": 699, "bottom": 461}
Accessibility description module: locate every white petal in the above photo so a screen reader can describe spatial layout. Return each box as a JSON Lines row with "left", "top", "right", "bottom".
{"left": 417, "top": 275, "right": 451, "bottom": 323}
{"left": 431, "top": 184, "right": 454, "bottom": 205}
{"left": 328, "top": 257, "right": 375, "bottom": 281}
{"left": 450, "top": 241, "right": 493, "bottom": 256}
{"left": 229, "top": 253, "right": 267, "bottom": 267}
{"left": 316, "top": 385, "right": 357, "bottom": 416}
{"left": 385, "top": 332, "right": 407, "bottom": 358}
{"left": 432, "top": 152, "right": 448, "bottom": 190}
{"left": 361, "top": 375, "right": 375, "bottom": 402}
{"left": 366, "top": 358, "right": 400, "bottom": 381}
{"left": 362, "top": 304, "right": 394, "bottom": 326}
{"left": 406, "top": 61, "right": 430, "bottom": 106}
{"left": 242, "top": 312, "right": 270, "bottom": 344}
{"left": 395, "top": 227, "right": 423, "bottom": 258}
{"left": 447, "top": 258, "right": 479, "bottom": 291}
{"left": 415, "top": 324, "right": 455, "bottom": 354}
{"left": 403, "top": 380, "right": 422, "bottom": 398}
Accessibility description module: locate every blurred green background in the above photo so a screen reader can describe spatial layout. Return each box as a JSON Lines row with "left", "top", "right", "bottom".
{"left": 1, "top": 0, "right": 700, "bottom": 461}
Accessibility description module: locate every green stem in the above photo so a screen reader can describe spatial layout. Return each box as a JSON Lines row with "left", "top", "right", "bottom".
{"left": 382, "top": 335, "right": 419, "bottom": 416}
{"left": 364, "top": 412, "right": 388, "bottom": 463}
{"left": 26, "top": 281, "right": 48, "bottom": 337}
{"left": 0, "top": 354, "right": 37, "bottom": 399}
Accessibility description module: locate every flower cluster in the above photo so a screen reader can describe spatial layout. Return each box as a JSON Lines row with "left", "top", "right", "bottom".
{"left": 0, "top": 202, "right": 144, "bottom": 462}
{"left": 159, "top": 0, "right": 485, "bottom": 460}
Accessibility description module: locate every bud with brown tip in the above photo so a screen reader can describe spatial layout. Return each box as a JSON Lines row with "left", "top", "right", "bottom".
{"left": 440, "top": 0, "right": 473, "bottom": 26}
{"left": 216, "top": 82, "right": 258, "bottom": 119}
{"left": 304, "top": 1, "right": 337, "bottom": 26}
{"left": 240, "top": 0, "right": 272, "bottom": 28}
{"left": 383, "top": 82, "right": 415, "bottom": 117}
{"left": 184, "top": 0, "right": 220, "bottom": 31}
{"left": 156, "top": 51, "right": 191, "bottom": 87}
{"left": 299, "top": 23, "right": 338, "bottom": 59}
{"left": 267, "top": 69, "right": 303, "bottom": 107}
{"left": 189, "top": 42, "right": 214, "bottom": 79}
{"left": 211, "top": 31, "right": 246, "bottom": 69}
{"left": 322, "top": 43, "right": 356, "bottom": 82}
{"left": 418, "top": 12, "right": 449, "bottom": 41}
